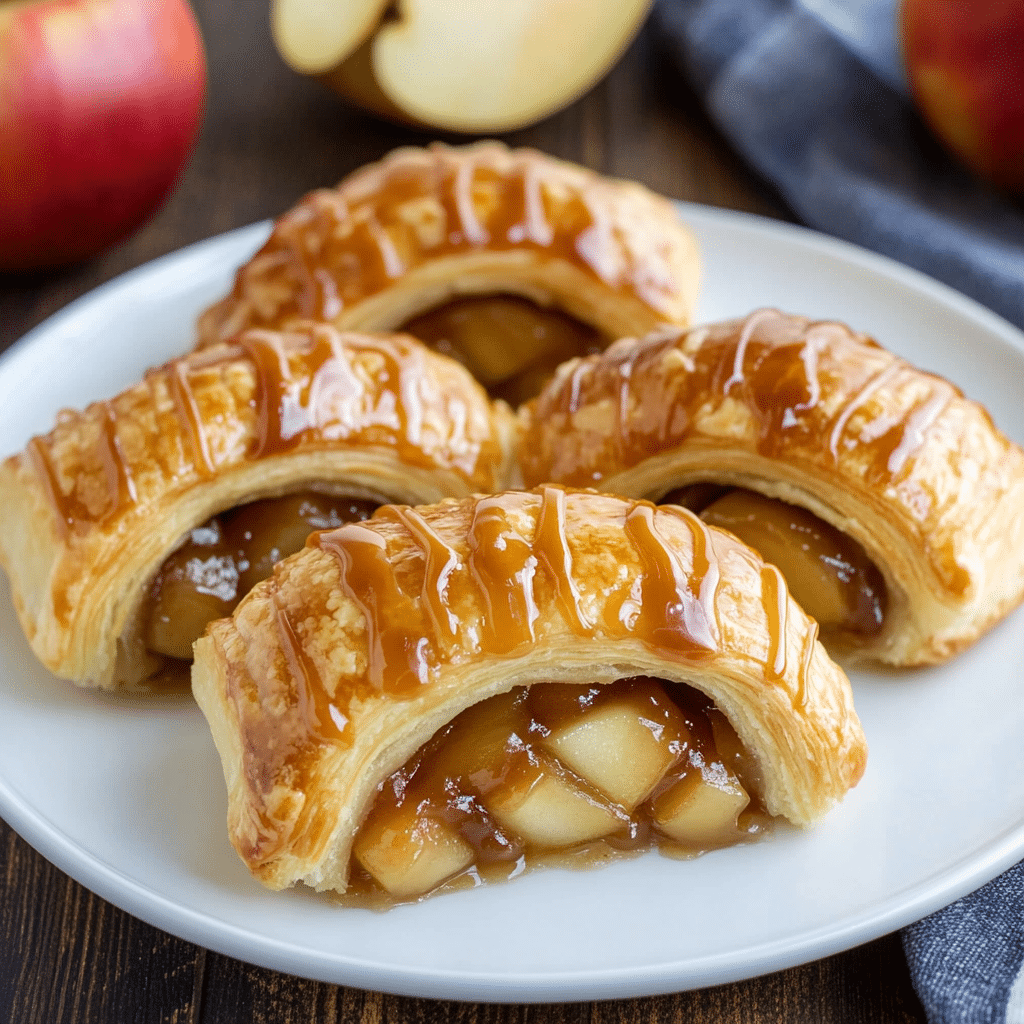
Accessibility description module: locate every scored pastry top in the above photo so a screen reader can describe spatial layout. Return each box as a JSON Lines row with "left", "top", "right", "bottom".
{"left": 196, "top": 141, "right": 701, "bottom": 348}
{"left": 192, "top": 487, "right": 867, "bottom": 892}
{"left": 519, "top": 308, "right": 1024, "bottom": 607}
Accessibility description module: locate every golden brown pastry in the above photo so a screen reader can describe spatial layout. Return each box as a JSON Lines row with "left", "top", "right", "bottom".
{"left": 0, "top": 323, "right": 517, "bottom": 689}
{"left": 519, "top": 308, "right": 1024, "bottom": 665}
{"left": 196, "top": 142, "right": 702, "bottom": 404}
{"left": 191, "top": 487, "right": 866, "bottom": 899}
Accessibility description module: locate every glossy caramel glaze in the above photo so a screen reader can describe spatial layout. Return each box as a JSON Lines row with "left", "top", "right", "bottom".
{"left": 196, "top": 142, "right": 701, "bottom": 349}
{"left": 519, "top": 309, "right": 1024, "bottom": 664}
{"left": 191, "top": 488, "right": 865, "bottom": 893}
{"left": 0, "top": 325, "right": 518, "bottom": 688}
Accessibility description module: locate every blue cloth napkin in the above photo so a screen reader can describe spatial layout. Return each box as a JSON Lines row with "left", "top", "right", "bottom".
{"left": 654, "top": 0, "right": 1024, "bottom": 332}
{"left": 652, "top": 1, "right": 1024, "bottom": 1020}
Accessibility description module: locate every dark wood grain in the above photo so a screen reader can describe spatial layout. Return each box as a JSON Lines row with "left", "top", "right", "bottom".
{"left": 0, "top": 2, "right": 927, "bottom": 1021}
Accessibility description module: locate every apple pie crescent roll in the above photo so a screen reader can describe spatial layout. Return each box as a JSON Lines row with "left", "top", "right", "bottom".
{"left": 196, "top": 142, "right": 701, "bottom": 404}
{"left": 519, "top": 309, "right": 1024, "bottom": 665}
{"left": 191, "top": 487, "right": 866, "bottom": 897}
{"left": 0, "top": 324, "right": 517, "bottom": 689}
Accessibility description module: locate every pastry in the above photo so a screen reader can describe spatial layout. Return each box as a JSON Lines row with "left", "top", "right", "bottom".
{"left": 191, "top": 487, "right": 866, "bottom": 901}
{"left": 519, "top": 308, "right": 1024, "bottom": 665}
{"left": 0, "top": 323, "right": 517, "bottom": 689}
{"left": 196, "top": 142, "right": 702, "bottom": 405}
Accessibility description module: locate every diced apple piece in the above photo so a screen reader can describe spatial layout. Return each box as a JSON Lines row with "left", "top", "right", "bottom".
{"left": 427, "top": 689, "right": 529, "bottom": 787}
{"left": 354, "top": 803, "right": 474, "bottom": 898}
{"left": 652, "top": 763, "right": 750, "bottom": 848}
{"left": 540, "top": 701, "right": 678, "bottom": 811}
{"left": 483, "top": 756, "right": 625, "bottom": 849}
{"left": 708, "top": 707, "right": 763, "bottom": 797}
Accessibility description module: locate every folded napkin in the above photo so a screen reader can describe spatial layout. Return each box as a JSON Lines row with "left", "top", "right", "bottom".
{"left": 653, "top": 1, "right": 1024, "bottom": 1020}
{"left": 654, "top": 0, "right": 1024, "bottom": 332}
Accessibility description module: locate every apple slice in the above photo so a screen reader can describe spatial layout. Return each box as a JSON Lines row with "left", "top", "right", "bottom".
{"left": 271, "top": 0, "right": 653, "bottom": 133}
{"left": 403, "top": 296, "right": 601, "bottom": 391}
{"left": 651, "top": 761, "right": 750, "bottom": 849}
{"left": 482, "top": 753, "right": 626, "bottom": 849}
{"left": 700, "top": 489, "right": 885, "bottom": 635}
{"left": 537, "top": 686, "right": 685, "bottom": 811}
{"left": 354, "top": 802, "right": 475, "bottom": 898}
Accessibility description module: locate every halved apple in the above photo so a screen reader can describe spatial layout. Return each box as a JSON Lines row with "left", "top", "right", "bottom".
{"left": 271, "top": 0, "right": 653, "bottom": 133}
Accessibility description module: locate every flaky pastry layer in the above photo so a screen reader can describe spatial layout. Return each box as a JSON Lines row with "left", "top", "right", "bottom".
{"left": 519, "top": 309, "right": 1024, "bottom": 664}
{"left": 196, "top": 142, "right": 701, "bottom": 350}
{"left": 191, "top": 487, "right": 866, "bottom": 894}
{"left": 0, "top": 325, "right": 518, "bottom": 688}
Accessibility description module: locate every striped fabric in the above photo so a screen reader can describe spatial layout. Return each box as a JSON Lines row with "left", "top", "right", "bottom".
{"left": 653, "top": 0, "right": 1024, "bottom": 332}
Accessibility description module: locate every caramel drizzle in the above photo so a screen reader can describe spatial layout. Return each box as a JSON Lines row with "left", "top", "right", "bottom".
{"left": 760, "top": 563, "right": 789, "bottom": 683}
{"left": 453, "top": 158, "right": 489, "bottom": 246}
{"left": 273, "top": 598, "right": 349, "bottom": 743}
{"left": 315, "top": 268, "right": 342, "bottom": 320}
{"left": 537, "top": 311, "right": 962, "bottom": 493}
{"left": 27, "top": 437, "right": 75, "bottom": 539}
{"left": 28, "top": 402, "right": 137, "bottom": 536}
{"left": 99, "top": 404, "right": 137, "bottom": 511}
{"left": 235, "top": 332, "right": 294, "bottom": 457}
{"left": 230, "top": 146, "right": 690, "bottom": 334}
{"left": 621, "top": 503, "right": 718, "bottom": 654}
{"left": 307, "top": 492, "right": 732, "bottom": 715}
{"left": 365, "top": 212, "right": 406, "bottom": 280}
{"left": 28, "top": 327, "right": 485, "bottom": 540}
{"left": 390, "top": 506, "right": 462, "bottom": 644}
{"left": 234, "top": 329, "right": 421, "bottom": 461}
{"left": 723, "top": 308, "right": 774, "bottom": 395}
{"left": 827, "top": 360, "right": 903, "bottom": 460}
{"left": 795, "top": 618, "right": 818, "bottom": 710}
{"left": 166, "top": 361, "right": 214, "bottom": 477}
{"left": 316, "top": 523, "right": 433, "bottom": 695}
{"left": 467, "top": 494, "right": 541, "bottom": 654}
{"left": 886, "top": 380, "right": 955, "bottom": 477}
{"left": 533, "top": 485, "right": 591, "bottom": 633}
{"left": 514, "top": 161, "right": 555, "bottom": 247}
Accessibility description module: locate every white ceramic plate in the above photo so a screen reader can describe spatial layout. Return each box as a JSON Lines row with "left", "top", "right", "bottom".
{"left": 1, "top": 205, "right": 1023, "bottom": 1003}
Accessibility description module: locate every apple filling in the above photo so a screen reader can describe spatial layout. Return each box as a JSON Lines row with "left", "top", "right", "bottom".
{"left": 347, "top": 677, "right": 768, "bottom": 904}
{"left": 402, "top": 295, "right": 605, "bottom": 405}
{"left": 661, "top": 486, "right": 886, "bottom": 638}
{"left": 144, "top": 491, "right": 377, "bottom": 660}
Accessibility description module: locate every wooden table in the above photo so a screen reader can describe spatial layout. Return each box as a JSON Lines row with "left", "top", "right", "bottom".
{"left": 0, "top": 3, "right": 931, "bottom": 1021}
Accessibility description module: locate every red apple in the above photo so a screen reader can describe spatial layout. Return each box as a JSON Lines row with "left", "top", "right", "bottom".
{"left": 0, "top": 0, "right": 206, "bottom": 271}
{"left": 901, "top": 0, "right": 1024, "bottom": 194}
